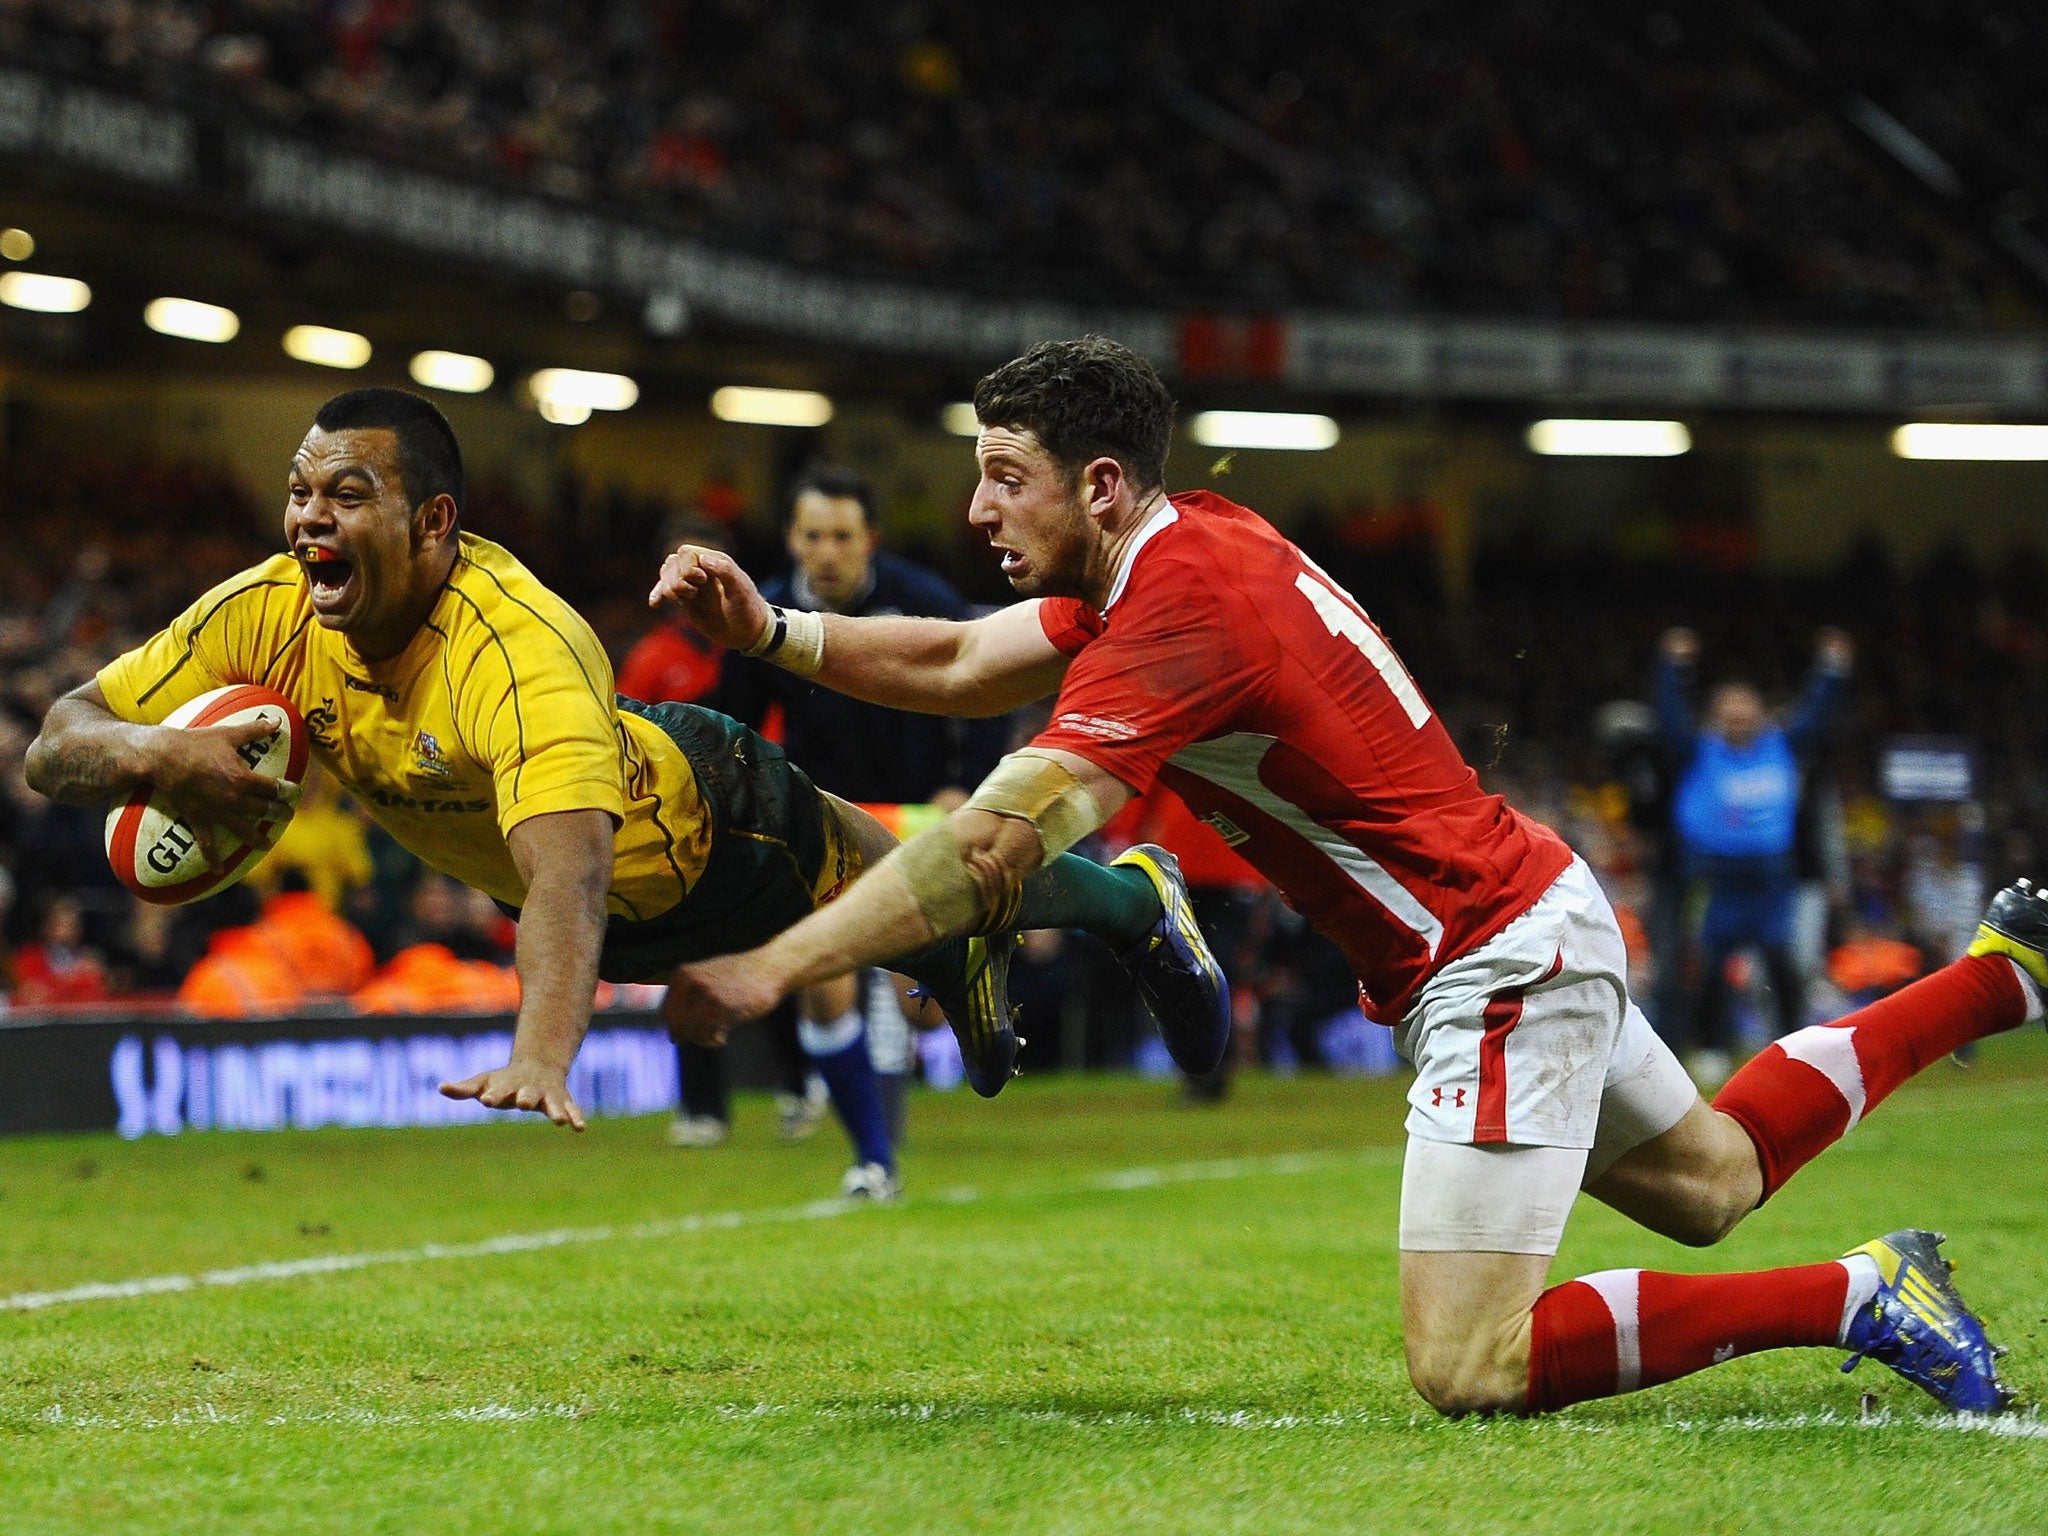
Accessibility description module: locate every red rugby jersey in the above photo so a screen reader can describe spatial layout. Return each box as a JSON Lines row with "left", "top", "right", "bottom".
{"left": 1034, "top": 490, "right": 1572, "bottom": 1021}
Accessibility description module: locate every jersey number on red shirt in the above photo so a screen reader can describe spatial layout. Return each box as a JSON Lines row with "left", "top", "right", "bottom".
{"left": 1293, "top": 562, "right": 1431, "bottom": 728}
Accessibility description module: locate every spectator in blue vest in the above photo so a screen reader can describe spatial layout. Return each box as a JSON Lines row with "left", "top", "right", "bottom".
{"left": 1654, "top": 625, "right": 1853, "bottom": 1080}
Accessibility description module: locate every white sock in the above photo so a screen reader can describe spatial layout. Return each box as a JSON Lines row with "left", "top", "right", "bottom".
{"left": 2005, "top": 959, "right": 2045, "bottom": 1024}
{"left": 1836, "top": 1252, "right": 1882, "bottom": 1345}
{"left": 798, "top": 1009, "right": 864, "bottom": 1056}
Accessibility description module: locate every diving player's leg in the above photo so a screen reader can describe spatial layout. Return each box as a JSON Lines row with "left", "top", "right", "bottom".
{"left": 1579, "top": 1007, "right": 1751, "bottom": 1246}
{"left": 823, "top": 794, "right": 1022, "bottom": 1099}
{"left": 1398, "top": 1141, "right": 1578, "bottom": 1413}
{"left": 1709, "top": 949, "right": 2039, "bottom": 1205}
{"left": 824, "top": 794, "right": 1216, "bottom": 1092}
{"left": 826, "top": 790, "right": 1163, "bottom": 947}
{"left": 1403, "top": 1003, "right": 1940, "bottom": 1415}
{"left": 1530, "top": 1000, "right": 2016, "bottom": 1414}
{"left": 1394, "top": 856, "right": 1627, "bottom": 1413}
{"left": 1396, "top": 858, "right": 2001, "bottom": 1416}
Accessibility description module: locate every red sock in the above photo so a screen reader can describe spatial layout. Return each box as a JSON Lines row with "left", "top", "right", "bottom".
{"left": 1712, "top": 955, "right": 2031, "bottom": 1201}
{"left": 1526, "top": 1263, "right": 1852, "bottom": 1412}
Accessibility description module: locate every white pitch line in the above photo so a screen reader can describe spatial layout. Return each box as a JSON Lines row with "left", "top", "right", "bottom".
{"left": 1, "top": 1149, "right": 1373, "bottom": 1317}
{"left": 30, "top": 1397, "right": 2048, "bottom": 1439}
{"left": 712, "top": 1400, "right": 2048, "bottom": 1439}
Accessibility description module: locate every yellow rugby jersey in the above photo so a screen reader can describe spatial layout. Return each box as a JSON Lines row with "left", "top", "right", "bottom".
{"left": 98, "top": 534, "right": 711, "bottom": 922}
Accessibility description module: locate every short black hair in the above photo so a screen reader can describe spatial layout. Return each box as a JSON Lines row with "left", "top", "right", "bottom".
{"left": 787, "top": 463, "right": 878, "bottom": 527}
{"left": 973, "top": 336, "right": 1175, "bottom": 491}
{"left": 312, "top": 388, "right": 465, "bottom": 516}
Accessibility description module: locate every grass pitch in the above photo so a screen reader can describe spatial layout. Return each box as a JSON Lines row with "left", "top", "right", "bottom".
{"left": 1, "top": 1035, "right": 2046, "bottom": 1535}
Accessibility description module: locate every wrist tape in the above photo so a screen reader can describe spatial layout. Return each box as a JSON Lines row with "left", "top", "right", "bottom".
{"left": 743, "top": 605, "right": 826, "bottom": 677}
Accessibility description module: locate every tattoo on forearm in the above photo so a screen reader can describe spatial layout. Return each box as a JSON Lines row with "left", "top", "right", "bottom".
{"left": 32, "top": 740, "right": 124, "bottom": 803}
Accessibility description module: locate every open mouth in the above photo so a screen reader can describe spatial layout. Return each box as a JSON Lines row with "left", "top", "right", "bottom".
{"left": 299, "top": 548, "right": 357, "bottom": 609}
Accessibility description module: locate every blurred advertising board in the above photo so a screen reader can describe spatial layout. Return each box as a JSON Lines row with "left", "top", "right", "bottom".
{"left": 1879, "top": 736, "right": 1979, "bottom": 803}
{"left": 0, "top": 1007, "right": 686, "bottom": 1138}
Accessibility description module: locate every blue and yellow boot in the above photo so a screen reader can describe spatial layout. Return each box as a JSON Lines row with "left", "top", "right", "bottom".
{"left": 1840, "top": 1230, "right": 2013, "bottom": 1414}
{"left": 1111, "top": 844, "right": 1232, "bottom": 1077}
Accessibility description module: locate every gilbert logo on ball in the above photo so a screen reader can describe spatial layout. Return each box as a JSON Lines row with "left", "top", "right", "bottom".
{"left": 105, "top": 684, "right": 309, "bottom": 905}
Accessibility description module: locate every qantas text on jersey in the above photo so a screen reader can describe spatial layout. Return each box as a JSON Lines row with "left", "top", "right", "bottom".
{"left": 1033, "top": 491, "right": 1572, "bottom": 1022}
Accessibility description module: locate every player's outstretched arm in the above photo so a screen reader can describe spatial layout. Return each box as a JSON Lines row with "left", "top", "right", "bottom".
{"left": 27, "top": 681, "right": 286, "bottom": 856}
{"left": 662, "top": 749, "right": 1132, "bottom": 1039}
{"left": 651, "top": 544, "right": 1068, "bottom": 716}
{"left": 439, "top": 808, "right": 614, "bottom": 1131}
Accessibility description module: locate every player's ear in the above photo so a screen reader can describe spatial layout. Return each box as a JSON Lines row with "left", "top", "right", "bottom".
{"left": 1080, "top": 456, "right": 1123, "bottom": 523}
{"left": 413, "top": 492, "right": 459, "bottom": 550}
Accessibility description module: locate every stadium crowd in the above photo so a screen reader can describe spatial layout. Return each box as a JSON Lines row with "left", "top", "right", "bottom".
{"left": 1, "top": 444, "right": 2041, "bottom": 1087}
{"left": 1770, "top": 2, "right": 2048, "bottom": 223}
{"left": 0, "top": 0, "right": 2007, "bottom": 323}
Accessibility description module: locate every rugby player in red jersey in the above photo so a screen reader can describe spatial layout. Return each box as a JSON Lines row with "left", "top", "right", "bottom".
{"left": 651, "top": 338, "right": 2032, "bottom": 1417}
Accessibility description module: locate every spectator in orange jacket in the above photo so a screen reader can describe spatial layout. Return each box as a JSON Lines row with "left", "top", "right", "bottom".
{"left": 176, "top": 877, "right": 376, "bottom": 1017}
{"left": 255, "top": 880, "right": 376, "bottom": 996}
{"left": 351, "top": 943, "right": 521, "bottom": 1014}
{"left": 178, "top": 925, "right": 305, "bottom": 1017}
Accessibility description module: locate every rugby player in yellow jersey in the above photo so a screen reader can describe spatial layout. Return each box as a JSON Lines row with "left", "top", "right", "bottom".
{"left": 25, "top": 388, "right": 1198, "bottom": 1138}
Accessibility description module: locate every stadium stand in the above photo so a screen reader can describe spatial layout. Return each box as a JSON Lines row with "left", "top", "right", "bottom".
{"left": 0, "top": 0, "right": 2017, "bottom": 321}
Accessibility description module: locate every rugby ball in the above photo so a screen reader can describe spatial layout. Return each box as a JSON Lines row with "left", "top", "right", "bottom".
{"left": 104, "top": 685, "right": 309, "bottom": 905}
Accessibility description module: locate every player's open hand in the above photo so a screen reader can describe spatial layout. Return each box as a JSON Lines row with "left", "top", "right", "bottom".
{"left": 648, "top": 545, "right": 773, "bottom": 652}
{"left": 439, "top": 1056, "right": 588, "bottom": 1131}
{"left": 149, "top": 713, "right": 291, "bottom": 861}
{"left": 661, "top": 953, "right": 783, "bottom": 1046}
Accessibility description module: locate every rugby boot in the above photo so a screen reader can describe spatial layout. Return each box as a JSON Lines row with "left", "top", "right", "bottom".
{"left": 909, "top": 932, "right": 1022, "bottom": 1099}
{"left": 839, "top": 1161, "right": 901, "bottom": 1202}
{"left": 1839, "top": 1229, "right": 2013, "bottom": 1414}
{"left": 1111, "top": 844, "right": 1232, "bottom": 1076}
{"left": 1967, "top": 877, "right": 2048, "bottom": 995}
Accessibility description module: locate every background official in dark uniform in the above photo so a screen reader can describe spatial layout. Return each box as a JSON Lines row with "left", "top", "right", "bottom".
{"left": 716, "top": 465, "right": 1005, "bottom": 1174}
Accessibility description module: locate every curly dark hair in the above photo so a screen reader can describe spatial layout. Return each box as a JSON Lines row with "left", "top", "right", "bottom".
{"left": 972, "top": 337, "right": 1175, "bottom": 491}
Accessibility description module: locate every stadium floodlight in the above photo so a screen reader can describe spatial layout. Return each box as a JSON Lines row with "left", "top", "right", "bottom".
{"left": 283, "top": 324, "right": 372, "bottom": 369}
{"left": 1890, "top": 423, "right": 2048, "bottom": 461}
{"left": 410, "top": 350, "right": 495, "bottom": 394}
{"left": 940, "top": 402, "right": 980, "bottom": 437}
{"left": 1526, "top": 418, "right": 1691, "bottom": 457}
{"left": 537, "top": 397, "right": 593, "bottom": 426}
{"left": 711, "top": 385, "right": 834, "bottom": 427}
{"left": 0, "top": 271, "right": 90, "bottom": 314}
{"left": 144, "top": 297, "right": 239, "bottom": 344}
{"left": 0, "top": 227, "right": 33, "bottom": 261}
{"left": 1188, "top": 410, "right": 1340, "bottom": 451}
{"left": 531, "top": 368, "right": 639, "bottom": 415}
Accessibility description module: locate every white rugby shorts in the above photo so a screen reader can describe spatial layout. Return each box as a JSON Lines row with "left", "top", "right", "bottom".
{"left": 1394, "top": 856, "right": 1695, "bottom": 1163}
{"left": 1393, "top": 857, "right": 1699, "bottom": 1254}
